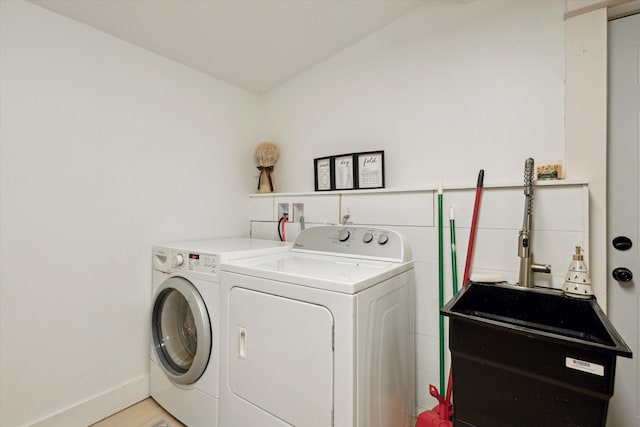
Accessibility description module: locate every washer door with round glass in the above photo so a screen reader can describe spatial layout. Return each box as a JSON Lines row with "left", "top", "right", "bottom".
{"left": 152, "top": 276, "right": 211, "bottom": 385}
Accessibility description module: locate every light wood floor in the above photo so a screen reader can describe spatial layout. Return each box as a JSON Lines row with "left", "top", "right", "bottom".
{"left": 91, "top": 398, "right": 185, "bottom": 427}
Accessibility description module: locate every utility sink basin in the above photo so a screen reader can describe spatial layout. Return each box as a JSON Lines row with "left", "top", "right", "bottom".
{"left": 441, "top": 282, "right": 632, "bottom": 427}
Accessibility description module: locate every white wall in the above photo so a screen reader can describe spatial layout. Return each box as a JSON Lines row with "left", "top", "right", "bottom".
{"left": 0, "top": 1, "right": 260, "bottom": 426}
{"left": 564, "top": 8, "right": 609, "bottom": 305}
{"left": 261, "top": 0, "right": 565, "bottom": 192}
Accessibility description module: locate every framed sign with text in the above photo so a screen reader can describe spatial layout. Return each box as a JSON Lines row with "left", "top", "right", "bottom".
{"left": 333, "top": 154, "right": 356, "bottom": 190}
{"left": 355, "top": 151, "right": 385, "bottom": 189}
{"left": 314, "top": 156, "right": 334, "bottom": 191}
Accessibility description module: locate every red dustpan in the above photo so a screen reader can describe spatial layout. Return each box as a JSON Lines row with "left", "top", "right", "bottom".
{"left": 415, "top": 385, "right": 453, "bottom": 426}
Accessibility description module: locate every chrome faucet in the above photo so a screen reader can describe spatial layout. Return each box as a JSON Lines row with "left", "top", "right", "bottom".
{"left": 518, "top": 158, "right": 551, "bottom": 287}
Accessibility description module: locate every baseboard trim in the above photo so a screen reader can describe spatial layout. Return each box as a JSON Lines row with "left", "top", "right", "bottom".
{"left": 30, "top": 375, "right": 149, "bottom": 427}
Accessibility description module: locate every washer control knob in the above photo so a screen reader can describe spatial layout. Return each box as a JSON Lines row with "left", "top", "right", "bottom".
{"left": 378, "top": 234, "right": 389, "bottom": 245}
{"left": 363, "top": 232, "right": 374, "bottom": 243}
{"left": 338, "top": 229, "right": 351, "bottom": 242}
{"left": 172, "top": 254, "right": 184, "bottom": 267}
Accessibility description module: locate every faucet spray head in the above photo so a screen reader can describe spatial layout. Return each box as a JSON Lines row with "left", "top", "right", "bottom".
{"left": 517, "top": 158, "right": 551, "bottom": 287}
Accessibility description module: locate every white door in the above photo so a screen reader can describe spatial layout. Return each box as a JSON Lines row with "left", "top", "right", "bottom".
{"left": 228, "top": 287, "right": 334, "bottom": 427}
{"left": 607, "top": 12, "right": 640, "bottom": 427}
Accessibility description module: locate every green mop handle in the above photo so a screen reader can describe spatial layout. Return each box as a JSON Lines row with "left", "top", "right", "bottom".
{"left": 450, "top": 205, "right": 459, "bottom": 296}
{"left": 438, "top": 183, "right": 444, "bottom": 396}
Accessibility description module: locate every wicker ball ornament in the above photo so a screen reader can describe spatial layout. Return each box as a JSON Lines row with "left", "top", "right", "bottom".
{"left": 255, "top": 142, "right": 280, "bottom": 193}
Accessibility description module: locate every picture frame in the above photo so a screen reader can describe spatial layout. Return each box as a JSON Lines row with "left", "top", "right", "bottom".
{"left": 355, "top": 151, "right": 385, "bottom": 189}
{"left": 314, "top": 156, "right": 333, "bottom": 191}
{"left": 333, "top": 153, "right": 356, "bottom": 190}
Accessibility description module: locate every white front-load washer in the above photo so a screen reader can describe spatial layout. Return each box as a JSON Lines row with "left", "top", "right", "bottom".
{"left": 150, "top": 238, "right": 290, "bottom": 427}
{"left": 220, "top": 226, "right": 416, "bottom": 427}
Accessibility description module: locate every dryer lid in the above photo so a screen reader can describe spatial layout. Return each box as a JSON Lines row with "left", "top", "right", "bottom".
{"left": 222, "top": 251, "right": 413, "bottom": 294}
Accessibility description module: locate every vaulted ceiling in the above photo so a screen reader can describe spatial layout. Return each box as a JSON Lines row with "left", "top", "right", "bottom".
{"left": 29, "top": 0, "right": 427, "bottom": 94}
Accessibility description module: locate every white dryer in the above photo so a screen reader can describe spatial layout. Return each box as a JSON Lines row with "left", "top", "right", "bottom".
{"left": 150, "top": 238, "right": 290, "bottom": 427}
{"left": 220, "top": 226, "right": 416, "bottom": 427}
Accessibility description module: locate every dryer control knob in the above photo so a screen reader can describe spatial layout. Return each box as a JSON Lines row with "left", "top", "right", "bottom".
{"left": 338, "top": 229, "right": 351, "bottom": 242}
{"left": 172, "top": 254, "right": 184, "bottom": 267}
{"left": 378, "top": 234, "right": 389, "bottom": 245}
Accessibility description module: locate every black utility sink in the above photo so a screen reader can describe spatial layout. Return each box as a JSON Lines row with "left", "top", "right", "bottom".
{"left": 441, "top": 282, "right": 632, "bottom": 427}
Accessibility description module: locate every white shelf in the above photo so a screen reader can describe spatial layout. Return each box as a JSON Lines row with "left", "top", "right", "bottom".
{"left": 248, "top": 179, "right": 588, "bottom": 198}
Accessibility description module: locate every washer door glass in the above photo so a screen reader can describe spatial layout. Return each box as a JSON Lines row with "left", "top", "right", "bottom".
{"left": 152, "top": 277, "right": 211, "bottom": 385}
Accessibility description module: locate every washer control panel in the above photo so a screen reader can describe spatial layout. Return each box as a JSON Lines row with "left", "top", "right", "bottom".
{"left": 292, "top": 225, "right": 411, "bottom": 262}
{"left": 153, "top": 247, "right": 219, "bottom": 277}
{"left": 187, "top": 252, "right": 218, "bottom": 274}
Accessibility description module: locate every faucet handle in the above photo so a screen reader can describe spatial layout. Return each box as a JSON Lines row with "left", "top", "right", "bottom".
{"left": 532, "top": 263, "right": 551, "bottom": 274}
